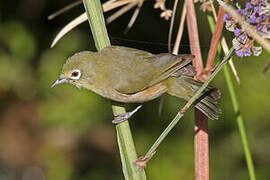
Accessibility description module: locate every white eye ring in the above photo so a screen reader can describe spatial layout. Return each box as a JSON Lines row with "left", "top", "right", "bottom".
{"left": 70, "top": 69, "right": 81, "bottom": 80}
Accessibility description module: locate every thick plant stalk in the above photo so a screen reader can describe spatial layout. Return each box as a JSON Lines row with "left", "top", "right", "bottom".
{"left": 82, "top": 0, "right": 147, "bottom": 179}
{"left": 185, "top": 0, "right": 203, "bottom": 73}
{"left": 185, "top": 0, "right": 209, "bottom": 179}
{"left": 207, "top": 15, "right": 256, "bottom": 180}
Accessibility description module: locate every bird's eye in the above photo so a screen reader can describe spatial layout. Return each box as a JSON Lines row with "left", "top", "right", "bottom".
{"left": 70, "top": 69, "right": 81, "bottom": 80}
{"left": 72, "top": 71, "right": 78, "bottom": 77}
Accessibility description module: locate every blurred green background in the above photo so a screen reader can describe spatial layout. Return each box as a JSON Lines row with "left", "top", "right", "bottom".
{"left": 0, "top": 0, "right": 270, "bottom": 179}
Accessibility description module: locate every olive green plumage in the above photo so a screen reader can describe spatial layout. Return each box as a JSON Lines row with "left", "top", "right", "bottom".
{"left": 53, "top": 46, "right": 221, "bottom": 119}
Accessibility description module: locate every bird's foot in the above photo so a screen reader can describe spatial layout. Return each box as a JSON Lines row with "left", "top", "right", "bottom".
{"left": 112, "top": 105, "right": 142, "bottom": 124}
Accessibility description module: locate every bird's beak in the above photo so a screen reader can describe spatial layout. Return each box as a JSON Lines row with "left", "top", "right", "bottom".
{"left": 51, "top": 77, "right": 68, "bottom": 88}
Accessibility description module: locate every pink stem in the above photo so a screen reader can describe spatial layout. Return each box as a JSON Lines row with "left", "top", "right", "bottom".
{"left": 206, "top": 5, "right": 226, "bottom": 70}
{"left": 185, "top": 0, "right": 209, "bottom": 179}
{"left": 185, "top": 0, "right": 203, "bottom": 74}
{"left": 194, "top": 110, "right": 209, "bottom": 180}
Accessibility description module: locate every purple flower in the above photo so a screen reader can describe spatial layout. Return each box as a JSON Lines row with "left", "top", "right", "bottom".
{"left": 246, "top": 2, "right": 253, "bottom": 9}
{"left": 235, "top": 48, "right": 252, "bottom": 57}
{"left": 244, "top": 48, "right": 252, "bottom": 56}
{"left": 232, "top": 38, "right": 241, "bottom": 50}
{"left": 235, "top": 49, "right": 245, "bottom": 57}
{"left": 234, "top": 28, "right": 242, "bottom": 36}
{"left": 259, "top": 0, "right": 266, "bottom": 6}
{"left": 238, "top": 33, "right": 248, "bottom": 44}
{"left": 258, "top": 14, "right": 266, "bottom": 23}
{"left": 249, "top": 13, "right": 257, "bottom": 24}
{"left": 252, "top": 45, "right": 262, "bottom": 56}
{"left": 254, "top": 6, "right": 261, "bottom": 13}
{"left": 257, "top": 25, "right": 270, "bottom": 37}
{"left": 224, "top": 14, "right": 231, "bottom": 21}
{"left": 224, "top": 0, "right": 269, "bottom": 57}
{"left": 237, "top": 9, "right": 249, "bottom": 16}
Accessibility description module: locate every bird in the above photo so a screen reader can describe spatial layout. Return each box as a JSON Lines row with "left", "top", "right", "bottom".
{"left": 52, "top": 46, "right": 221, "bottom": 123}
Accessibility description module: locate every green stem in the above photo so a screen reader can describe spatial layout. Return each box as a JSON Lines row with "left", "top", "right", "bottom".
{"left": 83, "top": 0, "right": 146, "bottom": 179}
{"left": 144, "top": 47, "right": 234, "bottom": 159}
{"left": 207, "top": 14, "right": 256, "bottom": 180}
{"left": 223, "top": 65, "right": 256, "bottom": 180}
{"left": 83, "top": 0, "right": 110, "bottom": 49}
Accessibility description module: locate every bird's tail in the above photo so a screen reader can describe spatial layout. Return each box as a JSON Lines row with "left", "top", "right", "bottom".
{"left": 167, "top": 76, "right": 221, "bottom": 119}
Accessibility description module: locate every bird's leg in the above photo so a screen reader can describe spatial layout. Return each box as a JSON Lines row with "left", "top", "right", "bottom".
{"left": 112, "top": 105, "right": 143, "bottom": 124}
{"left": 158, "top": 95, "right": 165, "bottom": 117}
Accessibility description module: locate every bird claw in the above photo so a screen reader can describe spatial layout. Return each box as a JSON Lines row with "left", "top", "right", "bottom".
{"left": 112, "top": 105, "right": 143, "bottom": 124}
{"left": 112, "top": 114, "right": 130, "bottom": 124}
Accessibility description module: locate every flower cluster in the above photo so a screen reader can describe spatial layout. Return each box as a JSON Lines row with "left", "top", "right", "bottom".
{"left": 224, "top": 0, "right": 270, "bottom": 57}
{"left": 154, "top": 0, "right": 172, "bottom": 20}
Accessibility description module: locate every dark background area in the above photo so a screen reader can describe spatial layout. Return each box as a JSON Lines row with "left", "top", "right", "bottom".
{"left": 0, "top": 0, "right": 270, "bottom": 179}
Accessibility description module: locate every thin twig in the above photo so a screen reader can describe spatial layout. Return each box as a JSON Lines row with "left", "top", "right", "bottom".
{"left": 124, "top": 0, "right": 144, "bottom": 33}
{"left": 136, "top": 48, "right": 235, "bottom": 169}
{"left": 107, "top": 2, "right": 137, "bottom": 24}
{"left": 168, "top": 0, "right": 179, "bottom": 53}
{"left": 51, "top": 13, "right": 87, "bottom": 48}
{"left": 102, "top": 0, "right": 118, "bottom": 7}
{"left": 51, "top": 0, "right": 140, "bottom": 48}
{"left": 48, "top": 0, "right": 83, "bottom": 20}
{"left": 182, "top": 48, "right": 235, "bottom": 112}
{"left": 221, "top": 38, "right": 241, "bottom": 84}
{"left": 172, "top": 3, "right": 186, "bottom": 55}
{"left": 48, "top": 0, "right": 117, "bottom": 20}
{"left": 105, "top": 0, "right": 140, "bottom": 12}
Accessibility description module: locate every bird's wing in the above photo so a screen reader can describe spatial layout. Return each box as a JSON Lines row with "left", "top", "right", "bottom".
{"left": 147, "top": 53, "right": 194, "bottom": 87}
{"left": 100, "top": 46, "right": 194, "bottom": 94}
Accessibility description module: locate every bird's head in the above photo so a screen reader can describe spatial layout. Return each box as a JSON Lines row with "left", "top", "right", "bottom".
{"left": 52, "top": 51, "right": 95, "bottom": 89}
